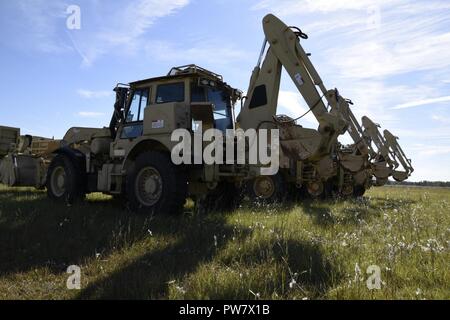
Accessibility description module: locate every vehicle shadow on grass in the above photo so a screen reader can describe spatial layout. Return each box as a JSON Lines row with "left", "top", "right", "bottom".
{"left": 0, "top": 190, "right": 152, "bottom": 277}
{"left": 75, "top": 218, "right": 339, "bottom": 299}
{"left": 76, "top": 212, "right": 241, "bottom": 299}
{"left": 75, "top": 205, "right": 340, "bottom": 299}
{"left": 0, "top": 188, "right": 341, "bottom": 299}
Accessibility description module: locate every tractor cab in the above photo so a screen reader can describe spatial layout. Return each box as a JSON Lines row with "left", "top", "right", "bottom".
{"left": 112, "top": 65, "right": 242, "bottom": 144}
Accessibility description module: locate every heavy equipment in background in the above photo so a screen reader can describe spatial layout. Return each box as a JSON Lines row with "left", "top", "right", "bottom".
{"left": 0, "top": 126, "right": 60, "bottom": 188}
{"left": 0, "top": 126, "right": 19, "bottom": 159}
{"left": 1, "top": 65, "right": 255, "bottom": 214}
{"left": 237, "top": 14, "right": 413, "bottom": 201}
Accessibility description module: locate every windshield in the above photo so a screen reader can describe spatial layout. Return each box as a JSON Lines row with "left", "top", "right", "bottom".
{"left": 191, "top": 84, "right": 234, "bottom": 132}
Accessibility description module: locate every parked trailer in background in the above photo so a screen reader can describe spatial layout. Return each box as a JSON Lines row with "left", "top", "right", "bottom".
{"left": 0, "top": 126, "right": 60, "bottom": 188}
{"left": 0, "top": 126, "right": 20, "bottom": 159}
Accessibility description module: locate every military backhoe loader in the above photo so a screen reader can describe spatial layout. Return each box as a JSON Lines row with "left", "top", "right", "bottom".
{"left": 1, "top": 14, "right": 413, "bottom": 212}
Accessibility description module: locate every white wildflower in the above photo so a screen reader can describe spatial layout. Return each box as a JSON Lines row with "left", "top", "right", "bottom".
{"left": 176, "top": 285, "right": 186, "bottom": 295}
{"left": 354, "top": 263, "right": 362, "bottom": 282}
{"left": 289, "top": 278, "right": 297, "bottom": 289}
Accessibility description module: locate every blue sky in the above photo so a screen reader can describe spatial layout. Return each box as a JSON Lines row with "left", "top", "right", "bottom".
{"left": 0, "top": 0, "right": 449, "bottom": 181}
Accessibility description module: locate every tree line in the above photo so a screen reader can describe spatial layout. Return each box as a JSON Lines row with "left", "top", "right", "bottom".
{"left": 386, "top": 180, "right": 450, "bottom": 188}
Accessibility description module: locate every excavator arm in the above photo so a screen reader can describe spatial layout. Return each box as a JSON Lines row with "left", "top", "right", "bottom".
{"left": 362, "top": 117, "right": 397, "bottom": 164}
{"left": 384, "top": 129, "right": 414, "bottom": 181}
{"left": 336, "top": 98, "right": 372, "bottom": 157}
{"left": 237, "top": 14, "right": 347, "bottom": 157}
{"left": 361, "top": 116, "right": 404, "bottom": 183}
{"left": 361, "top": 117, "right": 413, "bottom": 182}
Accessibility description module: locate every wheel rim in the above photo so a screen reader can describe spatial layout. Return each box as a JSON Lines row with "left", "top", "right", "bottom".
{"left": 342, "top": 184, "right": 354, "bottom": 196}
{"left": 135, "top": 166, "right": 163, "bottom": 207}
{"left": 50, "top": 166, "right": 66, "bottom": 197}
{"left": 307, "top": 181, "right": 324, "bottom": 197}
{"left": 253, "top": 176, "right": 276, "bottom": 199}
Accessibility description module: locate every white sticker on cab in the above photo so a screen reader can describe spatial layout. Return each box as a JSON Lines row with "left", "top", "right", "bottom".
{"left": 152, "top": 120, "right": 164, "bottom": 129}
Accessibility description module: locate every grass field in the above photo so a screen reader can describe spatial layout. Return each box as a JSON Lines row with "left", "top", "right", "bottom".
{"left": 0, "top": 184, "right": 448, "bottom": 300}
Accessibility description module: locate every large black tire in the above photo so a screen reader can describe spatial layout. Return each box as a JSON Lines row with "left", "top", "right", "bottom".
{"left": 353, "top": 185, "right": 366, "bottom": 198}
{"left": 196, "top": 182, "right": 244, "bottom": 214}
{"left": 46, "top": 154, "right": 85, "bottom": 204}
{"left": 246, "top": 173, "right": 286, "bottom": 204}
{"left": 126, "top": 151, "right": 187, "bottom": 215}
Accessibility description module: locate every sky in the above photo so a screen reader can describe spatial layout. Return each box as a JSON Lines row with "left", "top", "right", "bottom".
{"left": 0, "top": 0, "right": 449, "bottom": 181}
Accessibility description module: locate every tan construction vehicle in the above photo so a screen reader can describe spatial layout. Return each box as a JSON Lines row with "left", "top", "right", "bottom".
{"left": 1, "top": 14, "right": 413, "bottom": 212}
{"left": 1, "top": 65, "right": 255, "bottom": 214}
{"left": 237, "top": 14, "right": 413, "bottom": 201}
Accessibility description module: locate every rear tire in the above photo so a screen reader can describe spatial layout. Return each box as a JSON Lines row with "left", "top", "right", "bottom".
{"left": 353, "top": 185, "right": 366, "bottom": 197}
{"left": 196, "top": 182, "right": 243, "bottom": 214}
{"left": 46, "top": 154, "right": 85, "bottom": 204}
{"left": 126, "top": 151, "right": 187, "bottom": 215}
{"left": 247, "top": 173, "right": 286, "bottom": 204}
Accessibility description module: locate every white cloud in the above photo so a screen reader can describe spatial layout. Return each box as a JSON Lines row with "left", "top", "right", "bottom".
{"left": 277, "top": 90, "right": 317, "bottom": 125}
{"left": 252, "top": 0, "right": 396, "bottom": 14}
{"left": 328, "top": 32, "right": 450, "bottom": 80}
{"left": 2, "top": 1, "right": 72, "bottom": 53}
{"left": 77, "top": 89, "right": 114, "bottom": 99}
{"left": 146, "top": 40, "right": 249, "bottom": 67}
{"left": 394, "top": 96, "right": 450, "bottom": 110}
{"left": 79, "top": 0, "right": 190, "bottom": 66}
{"left": 431, "top": 114, "right": 450, "bottom": 125}
{"left": 3, "top": 0, "right": 191, "bottom": 66}
{"left": 77, "top": 111, "right": 106, "bottom": 118}
{"left": 409, "top": 144, "right": 450, "bottom": 157}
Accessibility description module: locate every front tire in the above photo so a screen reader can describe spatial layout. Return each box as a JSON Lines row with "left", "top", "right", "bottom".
{"left": 46, "top": 154, "right": 85, "bottom": 204}
{"left": 126, "top": 151, "right": 187, "bottom": 215}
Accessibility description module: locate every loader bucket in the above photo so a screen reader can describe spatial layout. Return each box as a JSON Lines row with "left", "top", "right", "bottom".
{"left": 392, "top": 170, "right": 408, "bottom": 182}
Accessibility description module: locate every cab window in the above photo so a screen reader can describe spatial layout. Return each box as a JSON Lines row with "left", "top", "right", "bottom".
{"left": 122, "top": 88, "right": 148, "bottom": 139}
{"left": 190, "top": 84, "right": 233, "bottom": 132}
{"left": 156, "top": 82, "right": 184, "bottom": 104}
{"left": 126, "top": 89, "right": 148, "bottom": 122}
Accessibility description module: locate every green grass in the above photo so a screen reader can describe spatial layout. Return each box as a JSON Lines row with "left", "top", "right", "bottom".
{"left": 0, "top": 184, "right": 448, "bottom": 300}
